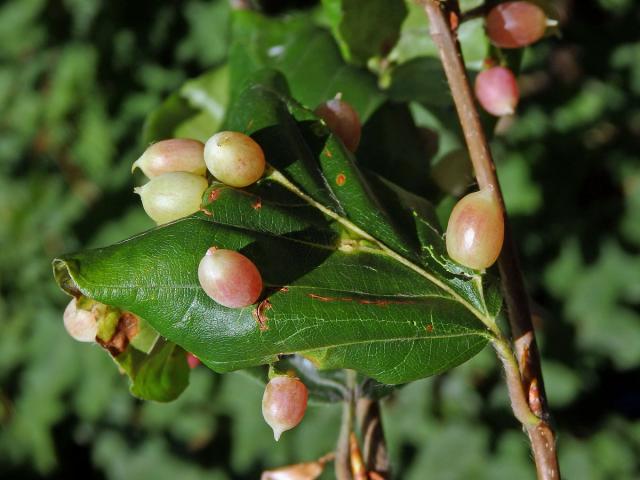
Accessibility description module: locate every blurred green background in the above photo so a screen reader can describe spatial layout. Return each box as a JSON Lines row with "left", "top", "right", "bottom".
{"left": 1, "top": 0, "right": 639, "bottom": 478}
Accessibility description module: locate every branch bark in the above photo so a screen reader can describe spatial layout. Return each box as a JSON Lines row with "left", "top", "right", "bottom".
{"left": 336, "top": 372, "right": 356, "bottom": 480}
{"left": 336, "top": 398, "right": 354, "bottom": 480}
{"left": 356, "top": 398, "right": 391, "bottom": 479}
{"left": 420, "top": 1, "right": 560, "bottom": 479}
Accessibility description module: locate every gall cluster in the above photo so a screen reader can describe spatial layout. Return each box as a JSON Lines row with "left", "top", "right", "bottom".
{"left": 475, "top": 1, "right": 553, "bottom": 117}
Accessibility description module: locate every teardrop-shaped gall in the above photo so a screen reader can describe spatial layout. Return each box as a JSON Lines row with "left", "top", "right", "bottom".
{"left": 63, "top": 297, "right": 98, "bottom": 342}
{"left": 486, "top": 1, "right": 548, "bottom": 49}
{"left": 474, "top": 66, "right": 520, "bottom": 117}
{"left": 446, "top": 188, "right": 505, "bottom": 270}
{"left": 198, "top": 248, "right": 263, "bottom": 308}
{"left": 132, "top": 139, "right": 206, "bottom": 178}
{"left": 204, "top": 131, "right": 266, "bottom": 187}
{"left": 314, "top": 97, "right": 361, "bottom": 152}
{"left": 134, "top": 172, "right": 208, "bottom": 224}
{"left": 262, "top": 376, "right": 308, "bottom": 441}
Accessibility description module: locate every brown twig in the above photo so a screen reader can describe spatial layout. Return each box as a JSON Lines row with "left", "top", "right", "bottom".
{"left": 350, "top": 433, "right": 368, "bottom": 480}
{"left": 356, "top": 398, "right": 390, "bottom": 479}
{"left": 356, "top": 397, "right": 391, "bottom": 479}
{"left": 336, "top": 372, "right": 356, "bottom": 480}
{"left": 420, "top": 1, "right": 560, "bottom": 479}
{"left": 336, "top": 400, "right": 353, "bottom": 480}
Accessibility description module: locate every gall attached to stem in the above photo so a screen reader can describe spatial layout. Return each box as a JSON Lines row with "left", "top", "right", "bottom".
{"left": 446, "top": 187, "right": 505, "bottom": 270}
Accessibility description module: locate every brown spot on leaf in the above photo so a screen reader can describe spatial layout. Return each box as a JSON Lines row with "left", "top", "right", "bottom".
{"left": 98, "top": 312, "right": 139, "bottom": 356}
{"left": 308, "top": 293, "right": 336, "bottom": 302}
{"left": 425, "top": 324, "right": 434, "bottom": 333}
{"left": 307, "top": 293, "right": 415, "bottom": 307}
{"left": 252, "top": 299, "right": 272, "bottom": 331}
{"left": 358, "top": 299, "right": 390, "bottom": 306}
{"left": 279, "top": 286, "right": 289, "bottom": 293}
{"left": 324, "top": 148, "right": 333, "bottom": 158}
{"left": 208, "top": 189, "right": 220, "bottom": 202}
{"left": 199, "top": 207, "right": 213, "bottom": 216}
{"left": 121, "top": 312, "right": 139, "bottom": 340}
{"left": 252, "top": 197, "right": 262, "bottom": 210}
{"left": 336, "top": 173, "right": 346, "bottom": 186}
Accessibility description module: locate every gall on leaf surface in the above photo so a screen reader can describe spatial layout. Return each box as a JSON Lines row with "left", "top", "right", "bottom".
{"left": 53, "top": 71, "right": 502, "bottom": 386}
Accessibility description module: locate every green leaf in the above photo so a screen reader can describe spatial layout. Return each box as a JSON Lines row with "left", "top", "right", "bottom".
{"left": 229, "top": 10, "right": 384, "bottom": 121}
{"left": 115, "top": 339, "right": 190, "bottom": 402}
{"left": 130, "top": 317, "right": 161, "bottom": 353}
{"left": 143, "top": 65, "right": 229, "bottom": 144}
{"left": 387, "top": 57, "right": 450, "bottom": 107}
{"left": 53, "top": 72, "right": 498, "bottom": 387}
{"left": 389, "top": 1, "right": 488, "bottom": 69}
{"left": 276, "top": 356, "right": 349, "bottom": 403}
{"left": 358, "top": 102, "right": 440, "bottom": 197}
{"left": 321, "top": 0, "right": 407, "bottom": 65}
{"left": 176, "top": 0, "right": 230, "bottom": 68}
{"left": 236, "top": 356, "right": 349, "bottom": 404}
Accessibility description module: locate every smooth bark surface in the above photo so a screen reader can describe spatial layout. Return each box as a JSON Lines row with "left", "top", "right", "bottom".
{"left": 421, "top": 2, "right": 560, "bottom": 479}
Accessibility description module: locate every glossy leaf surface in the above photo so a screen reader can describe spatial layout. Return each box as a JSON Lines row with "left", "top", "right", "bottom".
{"left": 53, "top": 73, "right": 500, "bottom": 386}
{"left": 321, "top": 0, "right": 407, "bottom": 65}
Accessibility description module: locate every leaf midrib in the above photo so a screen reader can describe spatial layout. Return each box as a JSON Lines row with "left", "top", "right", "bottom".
{"left": 240, "top": 85, "right": 491, "bottom": 327}
{"left": 202, "top": 333, "right": 489, "bottom": 369}
{"left": 266, "top": 169, "right": 496, "bottom": 332}
{"left": 70, "top": 269, "right": 460, "bottom": 304}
